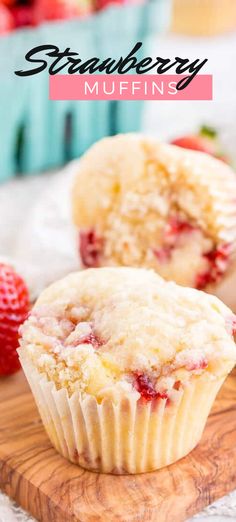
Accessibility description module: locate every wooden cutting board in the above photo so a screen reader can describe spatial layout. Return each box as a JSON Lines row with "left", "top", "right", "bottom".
{"left": 0, "top": 369, "right": 236, "bottom": 522}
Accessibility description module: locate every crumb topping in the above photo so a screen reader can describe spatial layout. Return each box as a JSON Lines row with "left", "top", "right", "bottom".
{"left": 19, "top": 268, "right": 236, "bottom": 400}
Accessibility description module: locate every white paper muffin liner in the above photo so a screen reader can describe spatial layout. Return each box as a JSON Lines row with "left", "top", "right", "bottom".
{"left": 19, "top": 353, "right": 224, "bottom": 474}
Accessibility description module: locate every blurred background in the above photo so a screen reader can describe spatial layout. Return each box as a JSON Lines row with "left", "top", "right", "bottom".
{"left": 0, "top": 0, "right": 236, "bottom": 299}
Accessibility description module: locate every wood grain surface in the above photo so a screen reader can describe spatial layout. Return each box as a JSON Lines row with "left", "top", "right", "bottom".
{"left": 0, "top": 370, "right": 236, "bottom": 522}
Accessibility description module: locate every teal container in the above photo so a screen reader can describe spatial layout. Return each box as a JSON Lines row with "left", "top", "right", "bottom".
{"left": 0, "top": 0, "right": 171, "bottom": 182}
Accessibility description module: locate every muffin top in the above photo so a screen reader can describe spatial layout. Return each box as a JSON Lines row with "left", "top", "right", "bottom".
{"left": 19, "top": 267, "right": 236, "bottom": 401}
{"left": 72, "top": 134, "right": 236, "bottom": 289}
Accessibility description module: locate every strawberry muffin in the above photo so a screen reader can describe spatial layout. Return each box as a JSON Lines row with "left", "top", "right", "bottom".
{"left": 72, "top": 134, "right": 236, "bottom": 293}
{"left": 19, "top": 267, "right": 236, "bottom": 474}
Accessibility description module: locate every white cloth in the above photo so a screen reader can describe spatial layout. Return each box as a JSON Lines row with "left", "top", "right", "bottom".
{"left": 0, "top": 492, "right": 35, "bottom": 522}
{"left": 0, "top": 165, "right": 79, "bottom": 301}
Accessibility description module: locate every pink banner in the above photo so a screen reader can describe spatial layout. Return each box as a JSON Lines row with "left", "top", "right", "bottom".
{"left": 49, "top": 74, "right": 213, "bottom": 101}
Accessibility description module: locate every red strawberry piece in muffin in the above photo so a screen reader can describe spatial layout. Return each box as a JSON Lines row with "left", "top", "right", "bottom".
{"left": 196, "top": 244, "right": 231, "bottom": 290}
{"left": 134, "top": 373, "right": 169, "bottom": 402}
{"left": 79, "top": 229, "right": 104, "bottom": 268}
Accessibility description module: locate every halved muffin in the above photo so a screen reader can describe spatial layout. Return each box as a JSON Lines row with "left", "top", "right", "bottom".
{"left": 72, "top": 134, "right": 236, "bottom": 292}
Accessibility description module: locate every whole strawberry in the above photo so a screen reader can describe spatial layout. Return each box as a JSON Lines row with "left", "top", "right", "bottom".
{"left": 0, "top": 4, "right": 14, "bottom": 35}
{"left": 171, "top": 126, "right": 230, "bottom": 164}
{"left": 33, "top": 0, "right": 82, "bottom": 24}
{"left": 0, "top": 264, "right": 29, "bottom": 376}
